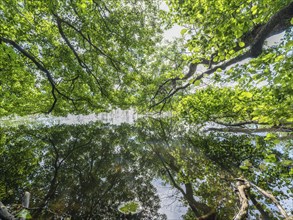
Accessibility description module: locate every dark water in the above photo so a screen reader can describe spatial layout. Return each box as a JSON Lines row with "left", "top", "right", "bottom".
{"left": 0, "top": 114, "right": 292, "bottom": 219}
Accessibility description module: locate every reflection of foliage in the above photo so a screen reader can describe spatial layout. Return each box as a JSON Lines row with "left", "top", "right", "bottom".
{"left": 1, "top": 117, "right": 292, "bottom": 219}
{"left": 136, "top": 118, "right": 293, "bottom": 220}
{"left": 17, "top": 209, "right": 32, "bottom": 219}
{"left": 0, "top": 122, "right": 166, "bottom": 219}
{"left": 0, "top": 126, "right": 39, "bottom": 204}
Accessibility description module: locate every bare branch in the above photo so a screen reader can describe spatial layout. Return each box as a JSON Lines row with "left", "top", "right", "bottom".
{"left": 250, "top": 181, "right": 290, "bottom": 218}
{"left": 248, "top": 191, "right": 271, "bottom": 220}
{"left": 234, "top": 179, "right": 251, "bottom": 220}
{"left": 198, "top": 208, "right": 217, "bottom": 220}
{"left": 236, "top": 178, "right": 292, "bottom": 219}
{"left": 0, "top": 201, "right": 17, "bottom": 220}
{"left": 150, "top": 82, "right": 190, "bottom": 108}
{"left": 212, "top": 120, "right": 258, "bottom": 127}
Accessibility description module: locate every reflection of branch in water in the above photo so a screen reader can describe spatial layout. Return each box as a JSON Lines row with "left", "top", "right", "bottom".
{"left": 234, "top": 179, "right": 250, "bottom": 220}
{"left": 236, "top": 178, "right": 293, "bottom": 219}
{"left": 0, "top": 201, "right": 17, "bottom": 220}
{"left": 0, "top": 192, "right": 31, "bottom": 220}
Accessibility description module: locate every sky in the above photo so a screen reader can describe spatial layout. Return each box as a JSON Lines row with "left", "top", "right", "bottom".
{"left": 160, "top": 1, "right": 182, "bottom": 41}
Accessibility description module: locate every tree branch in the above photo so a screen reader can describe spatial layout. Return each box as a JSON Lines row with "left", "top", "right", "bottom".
{"left": 249, "top": 181, "right": 290, "bottom": 218}
{"left": 234, "top": 179, "right": 251, "bottom": 220}
{"left": 198, "top": 208, "right": 217, "bottom": 220}
{"left": 151, "top": 1, "right": 293, "bottom": 108}
{"left": 53, "top": 12, "right": 121, "bottom": 71}
{"left": 54, "top": 15, "right": 106, "bottom": 96}
{"left": 0, "top": 201, "right": 16, "bottom": 220}
{"left": 205, "top": 126, "right": 293, "bottom": 134}
{"left": 248, "top": 191, "right": 271, "bottom": 220}
{"left": 236, "top": 178, "right": 293, "bottom": 219}
{"left": 212, "top": 120, "right": 258, "bottom": 127}
{"left": 151, "top": 145, "right": 216, "bottom": 218}
{"left": 0, "top": 37, "right": 74, "bottom": 113}
{"left": 250, "top": 1, "right": 293, "bottom": 57}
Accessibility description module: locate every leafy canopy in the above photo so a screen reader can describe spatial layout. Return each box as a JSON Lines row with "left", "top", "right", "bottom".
{"left": 0, "top": 0, "right": 163, "bottom": 116}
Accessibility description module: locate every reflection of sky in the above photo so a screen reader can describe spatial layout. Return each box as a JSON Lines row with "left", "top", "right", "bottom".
{"left": 163, "top": 25, "right": 181, "bottom": 41}
{"left": 152, "top": 179, "right": 187, "bottom": 219}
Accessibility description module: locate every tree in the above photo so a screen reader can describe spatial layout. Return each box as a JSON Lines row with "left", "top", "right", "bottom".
{"left": 1, "top": 117, "right": 292, "bottom": 219}
{"left": 0, "top": 0, "right": 163, "bottom": 116}
{"left": 135, "top": 118, "right": 293, "bottom": 219}
{"left": 1, "top": 0, "right": 293, "bottom": 219}
{"left": 152, "top": 0, "right": 293, "bottom": 137}
{"left": 0, "top": 122, "right": 167, "bottom": 219}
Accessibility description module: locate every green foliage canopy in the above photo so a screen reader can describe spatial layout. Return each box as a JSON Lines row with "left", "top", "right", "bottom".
{"left": 0, "top": 0, "right": 163, "bottom": 115}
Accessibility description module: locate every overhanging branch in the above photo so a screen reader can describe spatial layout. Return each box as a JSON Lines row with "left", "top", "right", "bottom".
{"left": 0, "top": 37, "right": 74, "bottom": 113}
{"left": 0, "top": 201, "right": 17, "bottom": 220}
{"left": 54, "top": 15, "right": 106, "bottom": 96}
{"left": 151, "top": 1, "right": 293, "bottom": 109}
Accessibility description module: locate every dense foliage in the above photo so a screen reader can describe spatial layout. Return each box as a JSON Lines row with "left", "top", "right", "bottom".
{"left": 0, "top": 0, "right": 163, "bottom": 115}
{"left": 0, "top": 122, "right": 166, "bottom": 219}
{"left": 0, "top": 119, "right": 292, "bottom": 219}
{"left": 0, "top": 0, "right": 292, "bottom": 219}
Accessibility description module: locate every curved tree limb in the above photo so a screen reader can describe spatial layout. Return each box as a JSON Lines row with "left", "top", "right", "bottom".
{"left": 0, "top": 37, "right": 75, "bottom": 113}
{"left": 151, "top": 1, "right": 293, "bottom": 108}
{"left": 212, "top": 120, "right": 258, "bottom": 127}
{"left": 152, "top": 146, "right": 202, "bottom": 216}
{"left": 151, "top": 145, "right": 216, "bottom": 218}
{"left": 54, "top": 15, "right": 107, "bottom": 97}
{"left": 0, "top": 201, "right": 17, "bottom": 220}
{"left": 250, "top": 1, "right": 293, "bottom": 57}
{"left": 248, "top": 191, "right": 271, "bottom": 220}
{"left": 250, "top": 181, "right": 290, "bottom": 218}
{"left": 237, "top": 178, "right": 292, "bottom": 219}
{"left": 234, "top": 178, "right": 251, "bottom": 220}
{"left": 198, "top": 208, "right": 217, "bottom": 220}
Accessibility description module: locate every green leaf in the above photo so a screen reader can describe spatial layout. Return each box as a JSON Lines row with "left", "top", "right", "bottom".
{"left": 216, "top": 68, "right": 222, "bottom": 73}
{"left": 180, "top": 28, "right": 188, "bottom": 35}
{"left": 281, "top": 160, "right": 293, "bottom": 166}
{"left": 80, "top": 3, "right": 87, "bottom": 9}
{"left": 240, "top": 166, "right": 249, "bottom": 170}
{"left": 193, "top": 80, "right": 201, "bottom": 86}
{"left": 239, "top": 42, "right": 245, "bottom": 48}
{"left": 240, "top": 91, "right": 253, "bottom": 98}
{"left": 275, "top": 55, "right": 284, "bottom": 62}
{"left": 265, "top": 154, "right": 277, "bottom": 163}
{"left": 251, "top": 5, "right": 258, "bottom": 15}
{"left": 264, "top": 133, "right": 276, "bottom": 141}
{"left": 213, "top": 56, "right": 219, "bottom": 62}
